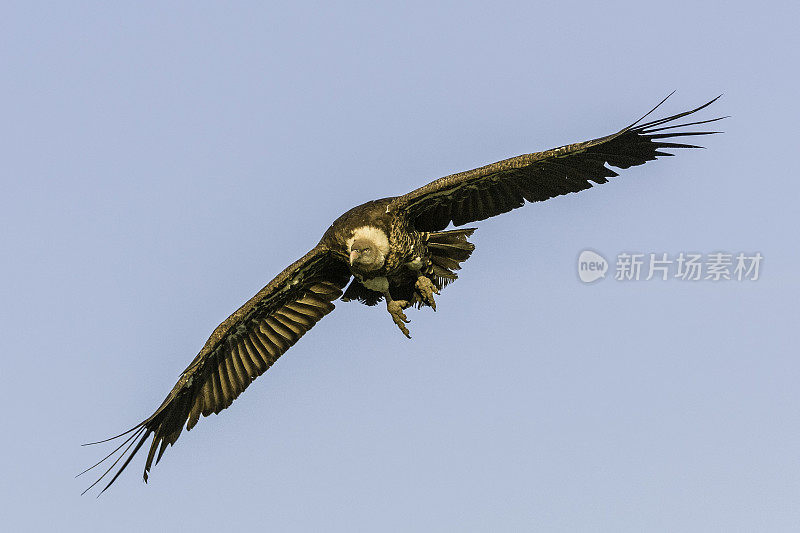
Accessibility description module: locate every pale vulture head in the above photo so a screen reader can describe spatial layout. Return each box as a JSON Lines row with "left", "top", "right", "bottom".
{"left": 347, "top": 226, "right": 389, "bottom": 271}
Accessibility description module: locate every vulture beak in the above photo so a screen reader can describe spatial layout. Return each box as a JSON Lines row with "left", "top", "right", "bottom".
{"left": 349, "top": 250, "right": 359, "bottom": 265}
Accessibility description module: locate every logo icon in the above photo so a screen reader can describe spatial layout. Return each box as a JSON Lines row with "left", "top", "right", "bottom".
{"left": 578, "top": 250, "right": 608, "bottom": 283}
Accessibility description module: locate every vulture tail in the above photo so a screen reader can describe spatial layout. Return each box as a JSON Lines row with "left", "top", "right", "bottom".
{"left": 423, "top": 228, "right": 476, "bottom": 291}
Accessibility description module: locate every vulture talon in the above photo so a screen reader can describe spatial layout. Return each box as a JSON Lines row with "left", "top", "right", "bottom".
{"left": 386, "top": 299, "right": 412, "bottom": 338}
{"left": 415, "top": 276, "right": 439, "bottom": 311}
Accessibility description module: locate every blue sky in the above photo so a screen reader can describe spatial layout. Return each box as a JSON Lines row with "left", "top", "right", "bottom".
{"left": 2, "top": 1, "right": 799, "bottom": 531}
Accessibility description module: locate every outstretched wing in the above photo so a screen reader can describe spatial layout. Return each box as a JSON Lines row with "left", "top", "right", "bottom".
{"left": 81, "top": 245, "right": 350, "bottom": 495}
{"left": 393, "top": 94, "right": 724, "bottom": 231}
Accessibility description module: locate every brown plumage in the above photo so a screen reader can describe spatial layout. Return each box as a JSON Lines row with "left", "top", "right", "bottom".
{"left": 81, "top": 94, "right": 723, "bottom": 494}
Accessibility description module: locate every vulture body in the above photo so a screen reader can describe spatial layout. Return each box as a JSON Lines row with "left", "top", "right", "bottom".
{"left": 82, "top": 94, "right": 722, "bottom": 494}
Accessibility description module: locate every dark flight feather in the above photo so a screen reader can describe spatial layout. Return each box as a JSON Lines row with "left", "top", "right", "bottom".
{"left": 395, "top": 95, "right": 723, "bottom": 231}
{"left": 81, "top": 246, "right": 350, "bottom": 494}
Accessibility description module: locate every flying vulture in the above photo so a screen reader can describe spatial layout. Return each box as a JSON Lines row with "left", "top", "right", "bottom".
{"left": 81, "top": 94, "right": 722, "bottom": 494}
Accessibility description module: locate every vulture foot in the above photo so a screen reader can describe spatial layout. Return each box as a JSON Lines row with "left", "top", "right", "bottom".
{"left": 386, "top": 299, "right": 411, "bottom": 338}
{"left": 415, "top": 276, "right": 439, "bottom": 311}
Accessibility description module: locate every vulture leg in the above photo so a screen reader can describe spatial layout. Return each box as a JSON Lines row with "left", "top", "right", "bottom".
{"left": 415, "top": 275, "right": 439, "bottom": 311}
{"left": 385, "top": 294, "right": 412, "bottom": 339}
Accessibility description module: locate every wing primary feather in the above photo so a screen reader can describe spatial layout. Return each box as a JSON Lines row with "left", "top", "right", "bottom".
{"left": 646, "top": 131, "right": 722, "bottom": 139}
{"left": 652, "top": 141, "right": 704, "bottom": 149}
{"left": 97, "top": 427, "right": 152, "bottom": 495}
{"left": 642, "top": 116, "right": 728, "bottom": 133}
{"left": 80, "top": 426, "right": 148, "bottom": 496}
{"left": 623, "top": 90, "right": 676, "bottom": 130}
{"left": 634, "top": 95, "right": 722, "bottom": 131}
{"left": 77, "top": 426, "right": 144, "bottom": 478}
{"left": 143, "top": 427, "right": 162, "bottom": 474}
{"left": 81, "top": 422, "right": 146, "bottom": 446}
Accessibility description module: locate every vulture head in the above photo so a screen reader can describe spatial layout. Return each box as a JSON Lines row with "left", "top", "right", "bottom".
{"left": 347, "top": 226, "right": 389, "bottom": 271}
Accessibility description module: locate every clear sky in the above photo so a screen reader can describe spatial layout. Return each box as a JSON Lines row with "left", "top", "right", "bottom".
{"left": 2, "top": 1, "right": 799, "bottom": 531}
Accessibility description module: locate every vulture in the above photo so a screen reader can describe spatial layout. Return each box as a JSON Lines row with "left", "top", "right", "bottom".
{"left": 81, "top": 94, "right": 722, "bottom": 494}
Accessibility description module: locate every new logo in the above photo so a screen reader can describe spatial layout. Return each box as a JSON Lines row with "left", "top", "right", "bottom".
{"left": 578, "top": 250, "right": 608, "bottom": 283}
